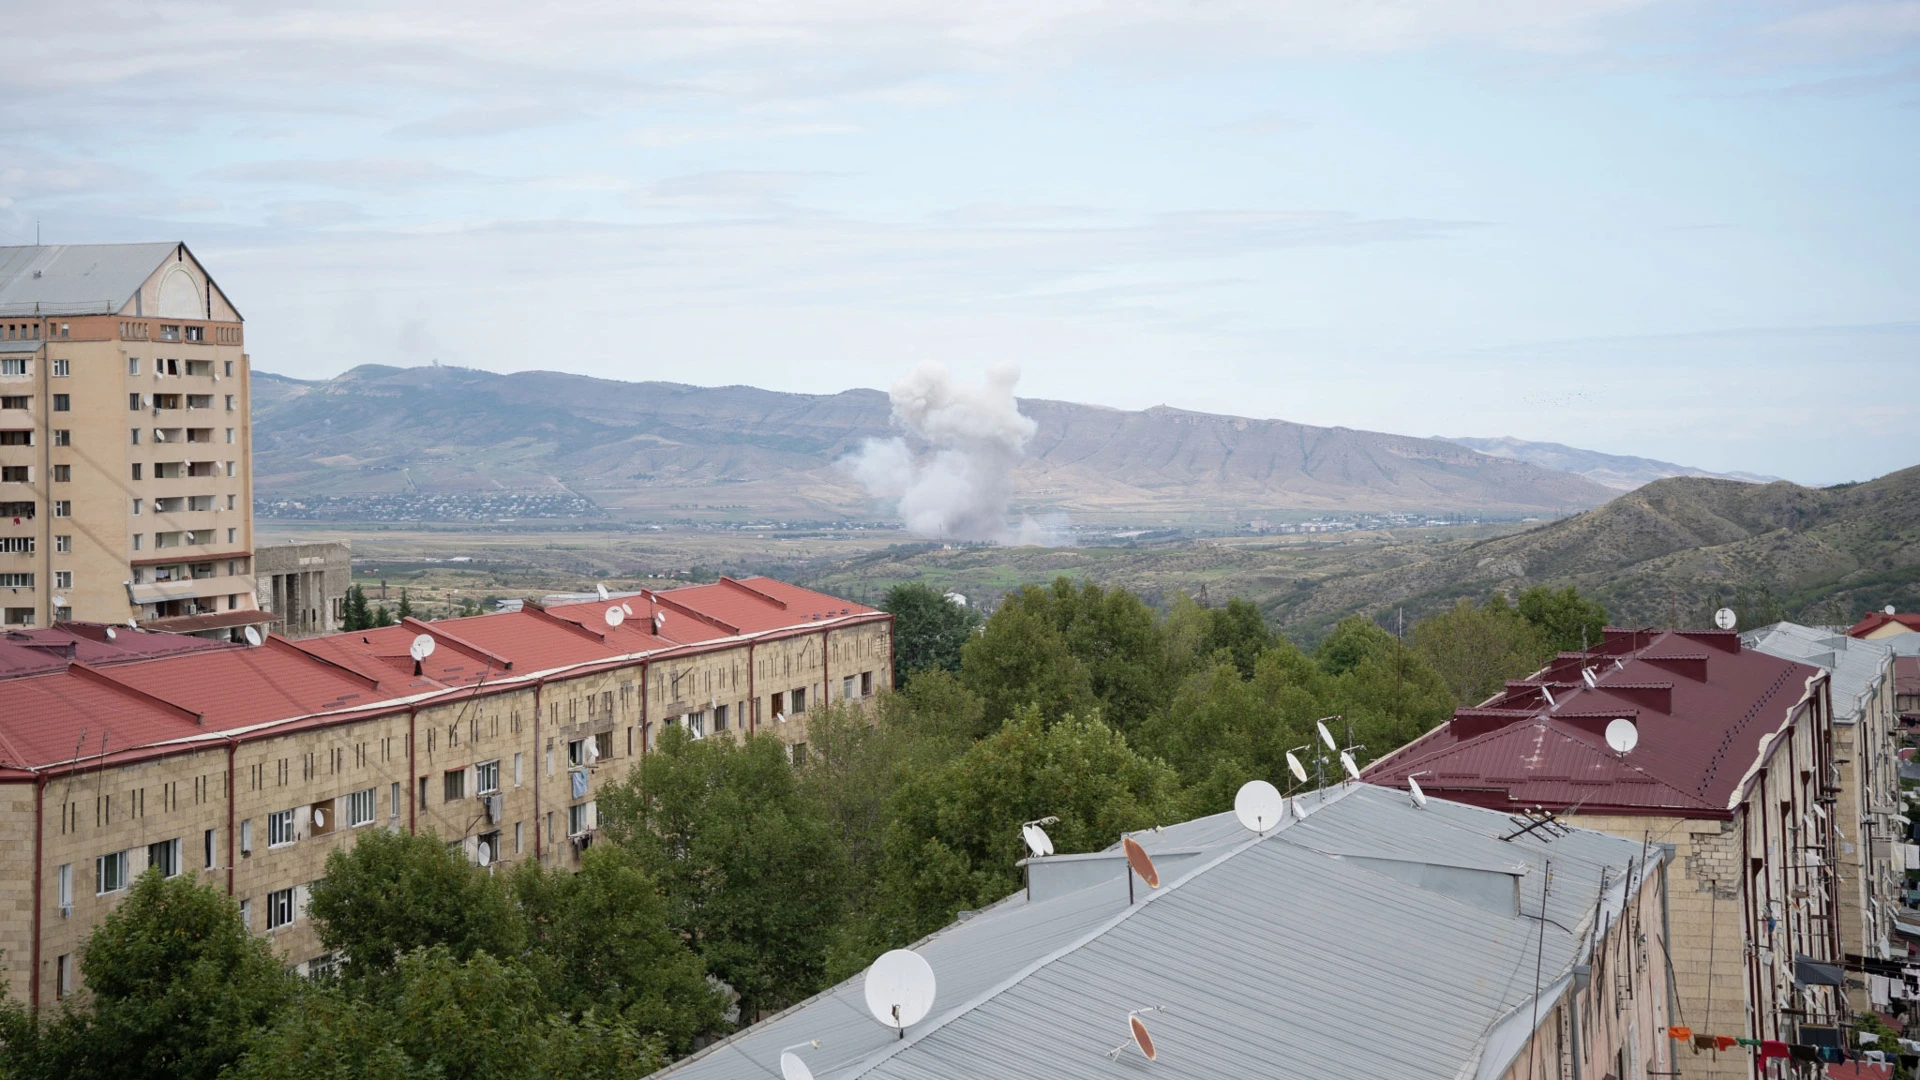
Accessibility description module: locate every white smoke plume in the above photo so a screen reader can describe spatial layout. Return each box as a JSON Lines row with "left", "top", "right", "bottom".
{"left": 845, "top": 362, "right": 1040, "bottom": 543}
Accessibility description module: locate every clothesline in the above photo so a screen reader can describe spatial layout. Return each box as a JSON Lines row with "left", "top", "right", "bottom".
{"left": 1662, "top": 1026, "right": 1904, "bottom": 1066}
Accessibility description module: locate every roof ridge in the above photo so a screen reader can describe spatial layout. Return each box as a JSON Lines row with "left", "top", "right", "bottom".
{"left": 1375, "top": 718, "right": 1717, "bottom": 812}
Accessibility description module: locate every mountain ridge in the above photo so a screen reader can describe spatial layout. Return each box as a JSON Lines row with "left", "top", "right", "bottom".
{"left": 1437, "top": 435, "right": 1781, "bottom": 491}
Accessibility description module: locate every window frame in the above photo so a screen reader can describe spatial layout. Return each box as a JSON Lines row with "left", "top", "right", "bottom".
{"left": 266, "top": 887, "right": 295, "bottom": 931}
{"left": 267, "top": 809, "right": 295, "bottom": 848}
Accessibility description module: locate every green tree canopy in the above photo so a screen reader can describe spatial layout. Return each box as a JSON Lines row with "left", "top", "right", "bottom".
{"left": 1516, "top": 585, "right": 1608, "bottom": 654}
{"left": 959, "top": 591, "right": 1096, "bottom": 730}
{"left": 879, "top": 582, "right": 981, "bottom": 689}
{"left": 1412, "top": 595, "right": 1552, "bottom": 706}
{"left": 396, "top": 589, "right": 414, "bottom": 620}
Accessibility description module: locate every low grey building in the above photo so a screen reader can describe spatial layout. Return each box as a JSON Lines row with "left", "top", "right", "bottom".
{"left": 254, "top": 540, "right": 350, "bottom": 637}
{"left": 655, "top": 783, "right": 1674, "bottom": 1080}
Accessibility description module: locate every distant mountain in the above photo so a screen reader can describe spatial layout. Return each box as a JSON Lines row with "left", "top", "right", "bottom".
{"left": 250, "top": 365, "right": 1618, "bottom": 522}
{"left": 1438, "top": 436, "right": 1779, "bottom": 491}
{"left": 1276, "top": 467, "right": 1920, "bottom": 629}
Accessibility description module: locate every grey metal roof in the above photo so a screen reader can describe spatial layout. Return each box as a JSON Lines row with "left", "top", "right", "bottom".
{"left": 0, "top": 243, "right": 176, "bottom": 317}
{"left": 1743, "top": 621, "right": 1892, "bottom": 724}
{"left": 655, "top": 784, "right": 1659, "bottom": 1080}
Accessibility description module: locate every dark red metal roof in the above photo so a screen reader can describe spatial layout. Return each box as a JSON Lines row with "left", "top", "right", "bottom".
{"left": 0, "top": 577, "right": 880, "bottom": 775}
{"left": 1848, "top": 611, "right": 1920, "bottom": 638}
{"left": 1895, "top": 656, "right": 1920, "bottom": 697}
{"left": 1365, "top": 627, "right": 1825, "bottom": 817}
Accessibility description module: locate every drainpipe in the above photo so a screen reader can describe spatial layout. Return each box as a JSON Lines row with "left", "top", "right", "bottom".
{"left": 639, "top": 660, "right": 649, "bottom": 755}
{"left": 821, "top": 628, "right": 830, "bottom": 708}
{"left": 747, "top": 644, "right": 756, "bottom": 734}
{"left": 407, "top": 705, "right": 418, "bottom": 834}
{"left": 226, "top": 737, "right": 238, "bottom": 895}
{"left": 30, "top": 771, "right": 44, "bottom": 1011}
{"left": 533, "top": 681, "right": 543, "bottom": 862}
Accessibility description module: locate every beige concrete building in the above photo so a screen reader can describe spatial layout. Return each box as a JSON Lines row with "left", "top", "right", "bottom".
{"left": 255, "top": 540, "right": 352, "bottom": 637}
{"left": 1369, "top": 628, "right": 1841, "bottom": 1079}
{"left": 0, "top": 576, "right": 891, "bottom": 1009}
{"left": 0, "top": 243, "right": 264, "bottom": 639}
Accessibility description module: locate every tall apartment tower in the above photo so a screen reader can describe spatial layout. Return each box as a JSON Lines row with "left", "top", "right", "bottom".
{"left": 0, "top": 243, "right": 269, "bottom": 639}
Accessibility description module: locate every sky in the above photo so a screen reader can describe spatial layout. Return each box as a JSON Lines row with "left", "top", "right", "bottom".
{"left": 3, "top": 1, "right": 1916, "bottom": 485}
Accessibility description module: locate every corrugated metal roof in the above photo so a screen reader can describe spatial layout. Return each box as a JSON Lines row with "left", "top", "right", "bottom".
{"left": 1744, "top": 621, "right": 1893, "bottom": 724}
{"left": 655, "top": 784, "right": 1657, "bottom": 1080}
{"left": 0, "top": 623, "right": 233, "bottom": 680}
{"left": 1366, "top": 627, "right": 1822, "bottom": 815}
{"left": 0, "top": 243, "right": 176, "bottom": 316}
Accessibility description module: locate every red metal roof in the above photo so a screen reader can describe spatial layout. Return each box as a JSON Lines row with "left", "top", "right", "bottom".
{"left": 1366, "top": 628, "right": 1824, "bottom": 817}
{"left": 1895, "top": 656, "right": 1920, "bottom": 697}
{"left": 1848, "top": 611, "right": 1920, "bottom": 638}
{"left": 0, "top": 576, "right": 880, "bottom": 775}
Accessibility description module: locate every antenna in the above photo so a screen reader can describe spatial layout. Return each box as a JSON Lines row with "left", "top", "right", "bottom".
{"left": 409, "top": 633, "right": 435, "bottom": 675}
{"left": 1539, "top": 684, "right": 1556, "bottom": 710}
{"left": 1339, "top": 750, "right": 1362, "bottom": 782}
{"left": 105, "top": 626, "right": 117, "bottom": 641}
{"left": 1407, "top": 772, "right": 1429, "bottom": 809}
{"left": 243, "top": 626, "right": 262, "bottom": 647}
{"left": 779, "top": 1041, "right": 821, "bottom": 1080}
{"left": 1020, "top": 816, "right": 1058, "bottom": 858}
{"left": 652, "top": 611, "right": 666, "bottom": 634}
{"left": 605, "top": 605, "right": 626, "bottom": 629}
{"left": 312, "top": 807, "right": 326, "bottom": 829}
{"left": 1604, "top": 718, "right": 1639, "bottom": 756}
{"left": 1122, "top": 836, "right": 1159, "bottom": 890}
{"left": 1888, "top": 604, "right": 1899, "bottom": 616}
{"left": 621, "top": 602, "right": 634, "bottom": 616}
{"left": 863, "top": 949, "right": 937, "bottom": 1039}
{"left": 1107, "top": 1007, "right": 1165, "bottom": 1062}
{"left": 1284, "top": 748, "right": 1309, "bottom": 786}
{"left": 477, "top": 841, "right": 492, "bottom": 867}
{"left": 596, "top": 583, "right": 610, "bottom": 601}
{"left": 1581, "top": 667, "right": 1597, "bottom": 690}
{"left": 1714, "top": 607, "right": 1737, "bottom": 631}
{"left": 1233, "top": 779, "right": 1285, "bottom": 834}
{"left": 1316, "top": 719, "right": 1338, "bottom": 752}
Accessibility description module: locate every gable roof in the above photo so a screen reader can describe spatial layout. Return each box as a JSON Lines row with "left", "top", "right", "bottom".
{"left": 1744, "top": 621, "right": 1893, "bottom": 725}
{"left": 1365, "top": 627, "right": 1823, "bottom": 817}
{"left": 0, "top": 243, "right": 179, "bottom": 317}
{"left": 1849, "top": 612, "right": 1920, "bottom": 638}
{"left": 653, "top": 784, "right": 1657, "bottom": 1080}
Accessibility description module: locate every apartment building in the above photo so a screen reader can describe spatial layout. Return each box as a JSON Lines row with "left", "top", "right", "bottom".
{"left": 1367, "top": 628, "right": 1837, "bottom": 1080}
{"left": 0, "top": 575, "right": 891, "bottom": 1010}
{"left": 0, "top": 243, "right": 263, "bottom": 636}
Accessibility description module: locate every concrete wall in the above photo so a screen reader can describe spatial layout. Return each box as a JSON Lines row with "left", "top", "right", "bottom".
{"left": 255, "top": 541, "right": 351, "bottom": 638}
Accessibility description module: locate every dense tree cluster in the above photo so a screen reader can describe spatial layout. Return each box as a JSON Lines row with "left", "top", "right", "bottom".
{"left": 0, "top": 577, "right": 1602, "bottom": 1079}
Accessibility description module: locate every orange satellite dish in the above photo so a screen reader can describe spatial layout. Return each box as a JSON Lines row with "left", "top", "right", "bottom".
{"left": 1131, "top": 1014, "right": 1157, "bottom": 1061}
{"left": 1122, "top": 836, "right": 1160, "bottom": 888}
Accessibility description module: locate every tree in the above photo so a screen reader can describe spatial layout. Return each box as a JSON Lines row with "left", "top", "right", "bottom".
{"left": 960, "top": 590, "right": 1096, "bottom": 730}
{"left": 1412, "top": 596, "right": 1552, "bottom": 706}
{"left": 371, "top": 605, "right": 394, "bottom": 628}
{"left": 1516, "top": 586, "right": 1608, "bottom": 654}
{"left": 0, "top": 869, "right": 294, "bottom": 1080}
{"left": 876, "top": 708, "right": 1183, "bottom": 942}
{"left": 304, "top": 828, "right": 522, "bottom": 987}
{"left": 508, "top": 847, "right": 722, "bottom": 1052}
{"left": 879, "top": 583, "right": 981, "bottom": 689}
{"left": 341, "top": 585, "right": 372, "bottom": 632}
{"left": 597, "top": 728, "right": 847, "bottom": 1020}
{"left": 396, "top": 589, "right": 413, "bottom": 620}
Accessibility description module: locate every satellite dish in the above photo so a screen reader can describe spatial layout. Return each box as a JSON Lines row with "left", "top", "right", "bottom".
{"left": 1233, "top": 780, "right": 1285, "bottom": 833}
{"left": 1581, "top": 667, "right": 1597, "bottom": 690}
{"left": 312, "top": 808, "right": 326, "bottom": 829}
{"left": 622, "top": 602, "right": 634, "bottom": 616}
{"left": 596, "top": 583, "right": 610, "bottom": 601}
{"left": 1339, "top": 750, "right": 1361, "bottom": 781}
{"left": 605, "top": 605, "right": 626, "bottom": 628}
{"left": 243, "top": 626, "right": 262, "bottom": 647}
{"left": 409, "top": 634, "right": 436, "bottom": 661}
{"left": 779, "top": 1052, "right": 814, "bottom": 1080}
{"left": 1284, "top": 751, "right": 1307, "bottom": 784}
{"left": 1714, "top": 607, "right": 1737, "bottom": 631}
{"left": 477, "top": 842, "right": 492, "bottom": 867}
{"left": 652, "top": 612, "right": 666, "bottom": 633}
{"left": 1408, "top": 774, "right": 1428, "bottom": 808}
{"left": 1539, "top": 685, "right": 1557, "bottom": 710}
{"left": 1122, "top": 836, "right": 1160, "bottom": 888}
{"left": 864, "top": 949, "right": 937, "bottom": 1033}
{"left": 1886, "top": 604, "right": 1897, "bottom": 616}
{"left": 105, "top": 626, "right": 117, "bottom": 641}
{"left": 1021, "top": 823, "right": 1054, "bottom": 858}
{"left": 585, "top": 738, "right": 601, "bottom": 762}
{"left": 1130, "top": 1014, "right": 1158, "bottom": 1062}
{"left": 1605, "top": 718, "right": 1639, "bottom": 755}
{"left": 1316, "top": 720, "right": 1337, "bottom": 752}
{"left": 51, "top": 595, "right": 66, "bottom": 608}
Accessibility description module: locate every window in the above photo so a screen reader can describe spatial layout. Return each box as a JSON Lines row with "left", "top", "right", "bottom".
{"left": 419, "top": 775, "right": 429, "bottom": 807}
{"left": 226, "top": 427, "right": 235, "bottom": 444}
{"left": 568, "top": 800, "right": 596, "bottom": 836}
{"left": 4, "top": 608, "right": 34, "bottom": 626}
{"left": 54, "top": 571, "right": 71, "bottom": 589}
{"left": 769, "top": 691, "right": 784, "bottom": 719}
{"left": 225, "top": 394, "right": 235, "bottom": 411}
{"left": 240, "top": 818, "right": 254, "bottom": 855}
{"left": 789, "top": 741, "right": 807, "bottom": 766}
{"left": 0, "top": 396, "right": 26, "bottom": 409}
{"left": 0, "top": 466, "right": 26, "bottom": 482}
{"left": 96, "top": 850, "right": 129, "bottom": 893}
{"left": 224, "top": 361, "right": 234, "bottom": 377}
{"left": 390, "top": 781, "right": 401, "bottom": 818}
{"left": 0, "top": 574, "right": 34, "bottom": 587}
{"left": 129, "top": 357, "right": 140, "bottom": 376}
{"left": 266, "top": 887, "right": 295, "bottom": 930}
{"left": 594, "top": 731, "right": 613, "bottom": 761}
{"left": 56, "top": 863, "right": 71, "bottom": 912}
{"left": 0, "top": 431, "right": 27, "bottom": 446}
{"left": 477, "top": 830, "right": 501, "bottom": 865}
{"left": 862, "top": 670, "right": 874, "bottom": 696}
{"left": 347, "top": 788, "right": 376, "bottom": 827}
{"left": 476, "top": 760, "right": 500, "bottom": 794}
{"left": 148, "top": 837, "right": 181, "bottom": 878}
{"left": 131, "top": 533, "right": 141, "bottom": 551}
{"left": 685, "top": 711, "right": 705, "bottom": 737}
{"left": 0, "top": 537, "right": 31, "bottom": 554}
{"left": 791, "top": 687, "right": 807, "bottom": 713}
{"left": 267, "top": 809, "right": 295, "bottom": 847}
{"left": 52, "top": 501, "right": 70, "bottom": 517}
{"left": 227, "top": 527, "right": 236, "bottom": 543}
{"left": 186, "top": 326, "right": 204, "bottom": 343}
{"left": 515, "top": 821, "right": 523, "bottom": 854}
{"left": 513, "top": 752, "right": 524, "bottom": 787}
{"left": 51, "top": 464, "right": 69, "bottom": 483}
{"left": 443, "top": 769, "right": 466, "bottom": 802}
{"left": 225, "top": 461, "right": 235, "bottom": 477}
{"left": 50, "top": 359, "right": 68, "bottom": 377}
{"left": 714, "top": 703, "right": 728, "bottom": 731}
{"left": 567, "top": 739, "right": 585, "bottom": 768}
{"left": 132, "top": 498, "right": 142, "bottom": 516}
{"left": 51, "top": 394, "right": 68, "bottom": 412}
{"left": 205, "top": 829, "right": 215, "bottom": 868}
{"left": 843, "top": 675, "right": 856, "bottom": 700}
{"left": 54, "top": 535, "right": 69, "bottom": 553}
{"left": 239, "top": 898, "right": 252, "bottom": 930}
{"left": 51, "top": 429, "right": 69, "bottom": 447}
{"left": 0, "top": 359, "right": 23, "bottom": 375}
{"left": 56, "top": 955, "right": 71, "bottom": 1000}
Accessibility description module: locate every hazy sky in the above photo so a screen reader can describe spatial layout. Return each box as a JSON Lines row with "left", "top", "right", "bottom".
{"left": 5, "top": 1, "right": 1916, "bottom": 484}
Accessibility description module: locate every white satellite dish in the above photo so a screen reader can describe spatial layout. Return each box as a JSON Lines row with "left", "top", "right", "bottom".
{"left": 585, "top": 738, "right": 601, "bottom": 762}
{"left": 1234, "top": 779, "right": 1285, "bottom": 833}
{"left": 312, "top": 808, "right": 326, "bottom": 829}
{"left": 243, "top": 626, "right": 262, "bottom": 647}
{"left": 1539, "top": 685, "right": 1557, "bottom": 710}
{"left": 1581, "top": 667, "right": 1597, "bottom": 689}
{"left": 477, "top": 842, "right": 492, "bottom": 867}
{"left": 864, "top": 949, "right": 937, "bottom": 1034}
{"left": 779, "top": 1042, "right": 820, "bottom": 1080}
{"left": 1407, "top": 774, "right": 1428, "bottom": 808}
{"left": 652, "top": 612, "right": 666, "bottom": 633}
{"left": 51, "top": 595, "right": 66, "bottom": 608}
{"left": 409, "top": 634, "right": 436, "bottom": 661}
{"left": 605, "top": 605, "right": 626, "bottom": 628}
{"left": 1316, "top": 720, "right": 1337, "bottom": 752}
{"left": 1285, "top": 751, "right": 1307, "bottom": 784}
{"left": 596, "top": 583, "right": 610, "bottom": 601}
{"left": 1339, "top": 750, "right": 1361, "bottom": 781}
{"left": 1021, "top": 823, "right": 1054, "bottom": 858}
{"left": 622, "top": 602, "right": 634, "bottom": 616}
{"left": 1604, "top": 718, "right": 1639, "bottom": 755}
{"left": 104, "top": 626, "right": 117, "bottom": 641}
{"left": 1885, "top": 604, "right": 1897, "bottom": 615}
{"left": 1714, "top": 607, "right": 1737, "bottom": 631}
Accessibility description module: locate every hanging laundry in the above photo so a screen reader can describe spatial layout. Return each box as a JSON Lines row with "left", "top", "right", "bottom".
{"left": 1691, "top": 1034, "right": 1715, "bottom": 1052}
{"left": 1759, "top": 1040, "right": 1790, "bottom": 1060}
{"left": 1816, "top": 1046, "right": 1848, "bottom": 1063}
{"left": 1668, "top": 1026, "right": 1693, "bottom": 1041}
{"left": 1788, "top": 1044, "right": 1818, "bottom": 1063}
{"left": 1714, "top": 1036, "right": 1736, "bottom": 1052}
{"left": 1858, "top": 1032, "right": 1879, "bottom": 1045}
{"left": 1735, "top": 1038, "right": 1762, "bottom": 1048}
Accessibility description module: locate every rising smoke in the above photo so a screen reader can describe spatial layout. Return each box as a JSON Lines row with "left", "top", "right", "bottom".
{"left": 845, "top": 362, "right": 1040, "bottom": 544}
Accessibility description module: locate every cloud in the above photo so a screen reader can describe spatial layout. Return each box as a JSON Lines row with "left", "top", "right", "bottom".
{"left": 266, "top": 200, "right": 370, "bottom": 228}
{"left": 624, "top": 170, "right": 824, "bottom": 217}
{"left": 207, "top": 157, "right": 476, "bottom": 190}
{"left": 392, "top": 104, "right": 583, "bottom": 138}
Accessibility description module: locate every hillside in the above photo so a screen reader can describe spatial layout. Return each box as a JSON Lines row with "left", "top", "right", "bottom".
{"left": 250, "top": 365, "right": 1617, "bottom": 522}
{"left": 1439, "top": 436, "right": 1780, "bottom": 491}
